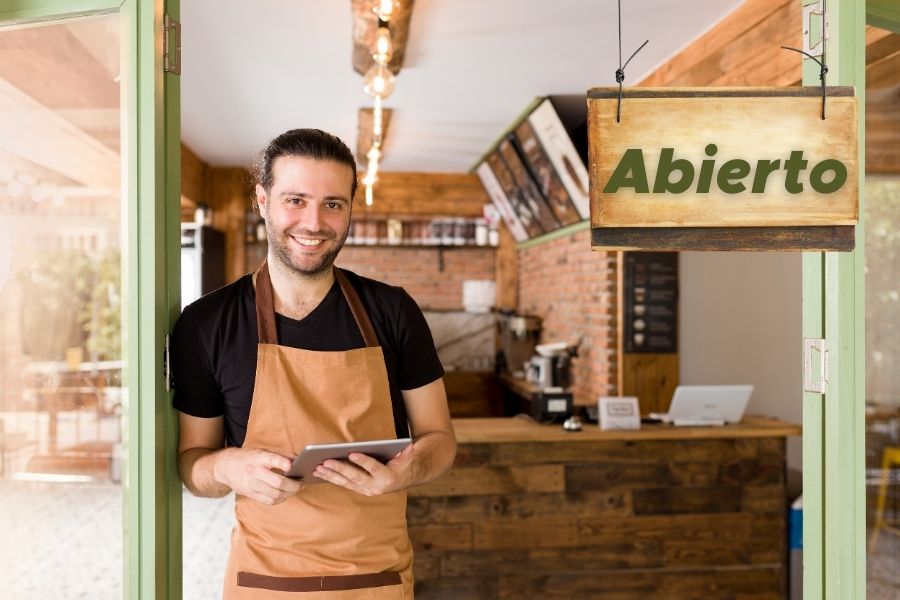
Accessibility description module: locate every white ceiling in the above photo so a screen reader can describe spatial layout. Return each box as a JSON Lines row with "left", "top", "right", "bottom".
{"left": 181, "top": 0, "right": 744, "bottom": 172}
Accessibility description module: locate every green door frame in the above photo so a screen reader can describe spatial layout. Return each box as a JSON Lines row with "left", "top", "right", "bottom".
{"left": 0, "top": 1, "right": 182, "bottom": 598}
{"left": 801, "top": 0, "right": 864, "bottom": 597}
{"left": 802, "top": 1, "right": 900, "bottom": 598}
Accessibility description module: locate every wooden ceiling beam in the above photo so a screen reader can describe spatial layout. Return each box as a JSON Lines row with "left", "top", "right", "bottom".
{"left": 0, "top": 76, "right": 118, "bottom": 188}
{"left": 350, "top": 172, "right": 489, "bottom": 216}
{"left": 356, "top": 106, "right": 393, "bottom": 165}
{"left": 351, "top": 0, "right": 415, "bottom": 76}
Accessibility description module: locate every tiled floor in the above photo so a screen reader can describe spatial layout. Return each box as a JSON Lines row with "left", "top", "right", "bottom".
{"left": 0, "top": 479, "right": 898, "bottom": 599}
{"left": 0, "top": 480, "right": 233, "bottom": 600}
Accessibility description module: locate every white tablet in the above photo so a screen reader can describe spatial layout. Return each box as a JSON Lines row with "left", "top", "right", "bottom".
{"left": 286, "top": 438, "right": 412, "bottom": 483}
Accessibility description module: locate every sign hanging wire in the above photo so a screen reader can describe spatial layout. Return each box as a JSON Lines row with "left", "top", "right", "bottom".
{"left": 781, "top": 0, "right": 828, "bottom": 119}
{"left": 615, "top": 0, "right": 649, "bottom": 123}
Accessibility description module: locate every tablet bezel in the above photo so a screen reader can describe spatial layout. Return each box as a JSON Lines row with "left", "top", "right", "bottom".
{"left": 286, "top": 438, "right": 412, "bottom": 482}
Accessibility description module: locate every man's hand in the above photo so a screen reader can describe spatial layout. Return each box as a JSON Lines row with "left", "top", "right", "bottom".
{"left": 314, "top": 378, "right": 457, "bottom": 496}
{"left": 312, "top": 443, "right": 415, "bottom": 496}
{"left": 177, "top": 413, "right": 304, "bottom": 504}
{"left": 213, "top": 447, "right": 304, "bottom": 505}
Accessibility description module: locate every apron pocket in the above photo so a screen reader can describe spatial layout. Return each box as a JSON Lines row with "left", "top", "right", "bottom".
{"left": 237, "top": 571, "right": 401, "bottom": 592}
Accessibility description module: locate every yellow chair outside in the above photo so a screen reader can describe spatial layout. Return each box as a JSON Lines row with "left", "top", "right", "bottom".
{"left": 870, "top": 446, "right": 900, "bottom": 551}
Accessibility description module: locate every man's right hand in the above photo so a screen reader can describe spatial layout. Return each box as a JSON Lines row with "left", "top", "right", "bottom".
{"left": 213, "top": 447, "right": 303, "bottom": 505}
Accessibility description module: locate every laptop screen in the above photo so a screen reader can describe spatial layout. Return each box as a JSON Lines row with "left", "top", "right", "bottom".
{"left": 668, "top": 385, "right": 754, "bottom": 423}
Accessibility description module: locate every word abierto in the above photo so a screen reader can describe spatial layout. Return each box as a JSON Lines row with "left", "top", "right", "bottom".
{"left": 603, "top": 144, "right": 848, "bottom": 195}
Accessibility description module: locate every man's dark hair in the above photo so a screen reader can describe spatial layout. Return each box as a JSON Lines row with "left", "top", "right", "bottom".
{"left": 252, "top": 128, "right": 358, "bottom": 199}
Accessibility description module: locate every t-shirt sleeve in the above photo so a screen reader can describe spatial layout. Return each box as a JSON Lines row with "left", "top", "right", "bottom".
{"left": 171, "top": 305, "right": 224, "bottom": 418}
{"left": 394, "top": 290, "right": 444, "bottom": 390}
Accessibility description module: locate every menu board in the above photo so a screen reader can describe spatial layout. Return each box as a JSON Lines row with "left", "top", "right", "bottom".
{"left": 514, "top": 119, "right": 582, "bottom": 227}
{"left": 475, "top": 162, "right": 529, "bottom": 242}
{"left": 527, "top": 98, "right": 591, "bottom": 219}
{"left": 623, "top": 252, "right": 678, "bottom": 353}
{"left": 486, "top": 151, "right": 544, "bottom": 238}
{"left": 497, "top": 137, "right": 561, "bottom": 233}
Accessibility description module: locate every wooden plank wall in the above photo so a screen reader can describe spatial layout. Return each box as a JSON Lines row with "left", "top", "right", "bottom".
{"left": 354, "top": 172, "right": 489, "bottom": 217}
{"left": 409, "top": 437, "right": 788, "bottom": 599}
{"left": 638, "top": 0, "right": 801, "bottom": 89}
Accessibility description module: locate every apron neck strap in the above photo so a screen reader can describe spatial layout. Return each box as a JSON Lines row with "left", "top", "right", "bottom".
{"left": 254, "top": 261, "right": 379, "bottom": 348}
{"left": 255, "top": 261, "right": 279, "bottom": 345}
{"left": 334, "top": 268, "right": 379, "bottom": 348}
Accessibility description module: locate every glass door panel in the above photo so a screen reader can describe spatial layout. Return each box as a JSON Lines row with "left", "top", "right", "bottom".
{"left": 865, "top": 24, "right": 900, "bottom": 600}
{"left": 0, "top": 12, "right": 124, "bottom": 599}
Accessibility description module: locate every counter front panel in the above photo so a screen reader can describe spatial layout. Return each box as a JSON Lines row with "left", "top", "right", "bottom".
{"left": 408, "top": 417, "right": 799, "bottom": 599}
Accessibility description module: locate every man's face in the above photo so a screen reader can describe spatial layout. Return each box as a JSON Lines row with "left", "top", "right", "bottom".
{"left": 256, "top": 156, "right": 354, "bottom": 277}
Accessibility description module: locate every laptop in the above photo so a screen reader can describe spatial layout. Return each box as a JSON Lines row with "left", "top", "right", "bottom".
{"left": 648, "top": 384, "right": 753, "bottom": 426}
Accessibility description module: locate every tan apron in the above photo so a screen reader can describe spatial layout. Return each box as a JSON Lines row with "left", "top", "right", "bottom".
{"left": 223, "top": 262, "right": 413, "bottom": 599}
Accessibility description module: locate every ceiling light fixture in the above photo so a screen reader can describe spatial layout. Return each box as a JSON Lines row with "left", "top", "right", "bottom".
{"left": 360, "top": 2, "right": 401, "bottom": 206}
{"left": 353, "top": 0, "right": 412, "bottom": 207}
{"left": 372, "top": 0, "right": 396, "bottom": 22}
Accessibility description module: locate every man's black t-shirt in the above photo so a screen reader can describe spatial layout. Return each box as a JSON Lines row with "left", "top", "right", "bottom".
{"left": 171, "top": 269, "right": 444, "bottom": 447}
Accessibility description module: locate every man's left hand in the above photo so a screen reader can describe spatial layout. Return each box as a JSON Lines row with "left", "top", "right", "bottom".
{"left": 313, "top": 443, "right": 415, "bottom": 496}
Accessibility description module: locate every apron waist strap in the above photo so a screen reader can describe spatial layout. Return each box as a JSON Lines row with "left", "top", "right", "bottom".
{"left": 237, "top": 571, "right": 401, "bottom": 592}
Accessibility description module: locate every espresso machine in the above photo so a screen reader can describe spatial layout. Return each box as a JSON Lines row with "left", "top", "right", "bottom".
{"left": 526, "top": 341, "right": 578, "bottom": 422}
{"left": 527, "top": 341, "right": 576, "bottom": 389}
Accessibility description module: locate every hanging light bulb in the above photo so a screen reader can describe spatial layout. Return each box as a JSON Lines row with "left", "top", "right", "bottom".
{"left": 372, "top": 0, "right": 396, "bottom": 22}
{"left": 366, "top": 145, "right": 383, "bottom": 163}
{"left": 366, "top": 157, "right": 379, "bottom": 178}
{"left": 363, "top": 62, "right": 395, "bottom": 98}
{"left": 365, "top": 184, "right": 374, "bottom": 207}
{"left": 372, "top": 96, "right": 384, "bottom": 138}
{"left": 373, "top": 25, "right": 393, "bottom": 64}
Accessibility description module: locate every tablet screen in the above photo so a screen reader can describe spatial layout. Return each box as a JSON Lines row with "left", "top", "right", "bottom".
{"left": 286, "top": 438, "right": 412, "bottom": 482}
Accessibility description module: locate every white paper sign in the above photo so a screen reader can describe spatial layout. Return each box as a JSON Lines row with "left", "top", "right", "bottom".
{"left": 598, "top": 396, "right": 641, "bottom": 430}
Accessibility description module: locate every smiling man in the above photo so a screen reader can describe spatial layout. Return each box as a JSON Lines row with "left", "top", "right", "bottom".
{"left": 172, "top": 129, "right": 456, "bottom": 599}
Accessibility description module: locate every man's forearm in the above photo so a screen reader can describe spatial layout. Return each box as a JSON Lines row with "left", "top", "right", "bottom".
{"left": 179, "top": 447, "right": 232, "bottom": 498}
{"left": 405, "top": 430, "right": 457, "bottom": 488}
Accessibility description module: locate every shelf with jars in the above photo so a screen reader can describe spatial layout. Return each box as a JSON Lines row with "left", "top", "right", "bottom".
{"left": 243, "top": 212, "right": 502, "bottom": 250}
{"left": 346, "top": 216, "right": 499, "bottom": 248}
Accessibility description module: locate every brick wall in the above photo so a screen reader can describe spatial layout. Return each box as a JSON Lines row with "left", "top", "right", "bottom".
{"left": 336, "top": 246, "right": 496, "bottom": 311}
{"left": 517, "top": 228, "right": 618, "bottom": 405}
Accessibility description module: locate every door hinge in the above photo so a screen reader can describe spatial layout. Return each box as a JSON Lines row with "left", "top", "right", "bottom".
{"left": 163, "top": 14, "right": 181, "bottom": 75}
{"left": 803, "top": 337, "right": 828, "bottom": 394}
{"left": 802, "top": 1, "right": 829, "bottom": 57}
{"left": 164, "top": 334, "right": 174, "bottom": 392}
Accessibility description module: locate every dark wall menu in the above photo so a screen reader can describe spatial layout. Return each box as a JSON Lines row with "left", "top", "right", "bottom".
{"left": 623, "top": 252, "right": 678, "bottom": 353}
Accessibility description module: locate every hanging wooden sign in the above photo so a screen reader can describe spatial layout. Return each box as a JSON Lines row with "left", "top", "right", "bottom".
{"left": 587, "top": 87, "right": 858, "bottom": 251}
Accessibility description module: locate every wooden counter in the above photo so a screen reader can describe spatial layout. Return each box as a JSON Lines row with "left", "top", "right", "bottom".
{"left": 408, "top": 416, "right": 800, "bottom": 599}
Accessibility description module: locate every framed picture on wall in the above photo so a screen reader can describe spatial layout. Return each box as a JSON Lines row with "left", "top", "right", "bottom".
{"left": 486, "top": 151, "right": 544, "bottom": 239}
{"left": 514, "top": 119, "right": 582, "bottom": 226}
{"left": 497, "top": 136, "right": 560, "bottom": 233}
{"left": 527, "top": 97, "right": 591, "bottom": 219}
{"left": 475, "top": 161, "right": 529, "bottom": 242}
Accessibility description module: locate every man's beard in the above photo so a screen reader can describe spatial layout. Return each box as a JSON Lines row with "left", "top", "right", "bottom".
{"left": 268, "top": 223, "right": 347, "bottom": 278}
